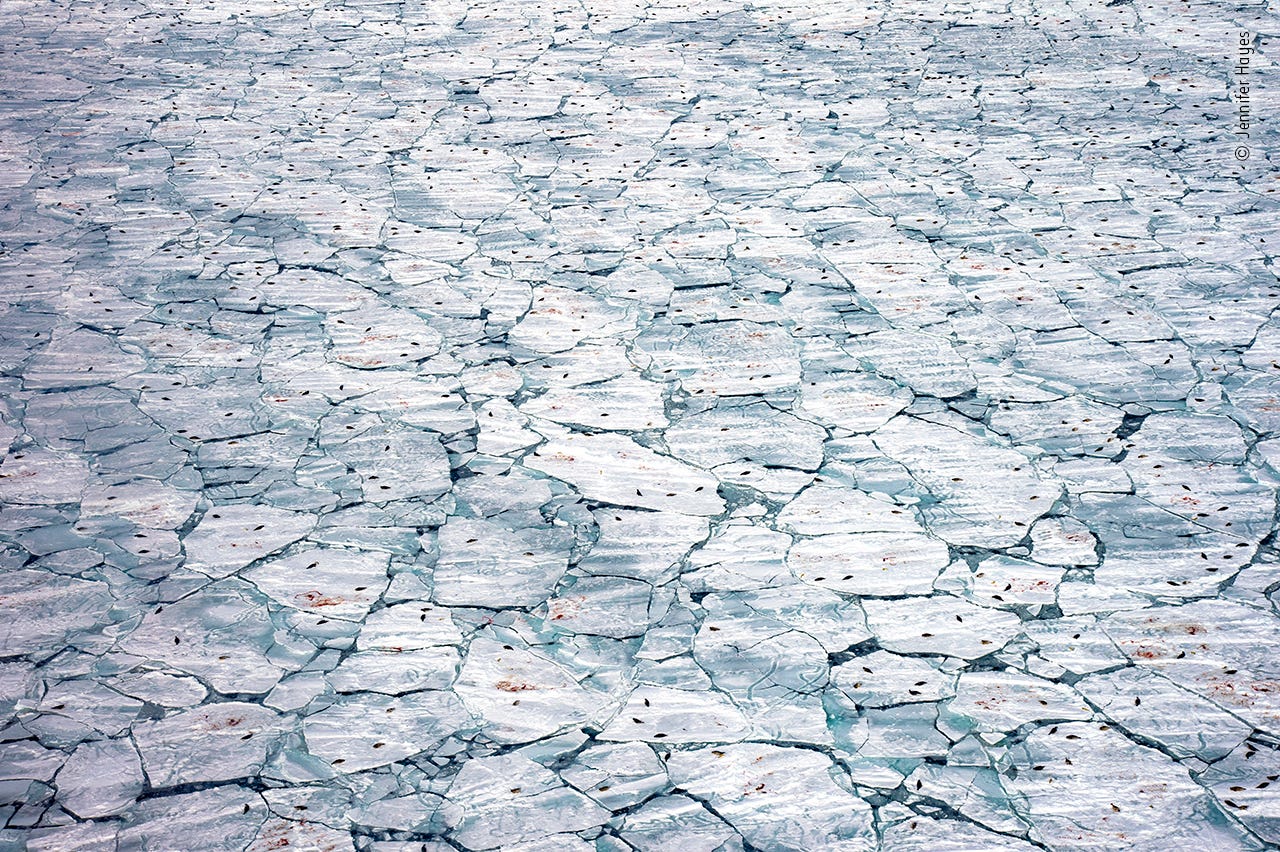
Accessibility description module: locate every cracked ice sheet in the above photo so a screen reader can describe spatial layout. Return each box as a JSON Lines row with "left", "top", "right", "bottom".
{"left": 1, "top": 0, "right": 1277, "bottom": 849}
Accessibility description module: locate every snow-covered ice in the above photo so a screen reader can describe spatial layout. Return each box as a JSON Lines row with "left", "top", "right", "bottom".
{"left": 0, "top": 0, "right": 1276, "bottom": 848}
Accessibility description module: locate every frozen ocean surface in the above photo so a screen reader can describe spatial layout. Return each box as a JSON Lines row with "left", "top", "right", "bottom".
{"left": 0, "top": 0, "right": 1278, "bottom": 849}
